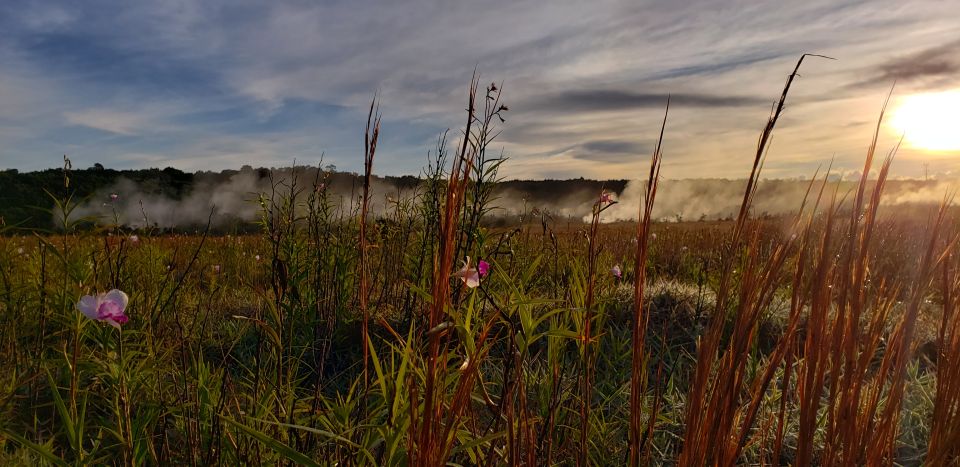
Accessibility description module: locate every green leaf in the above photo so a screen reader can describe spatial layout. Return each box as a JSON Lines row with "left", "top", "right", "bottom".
{"left": 44, "top": 368, "right": 81, "bottom": 456}
{"left": 367, "top": 334, "right": 389, "bottom": 399}
{"left": 1, "top": 430, "right": 68, "bottom": 467}
{"left": 545, "top": 329, "right": 581, "bottom": 340}
{"left": 221, "top": 416, "right": 320, "bottom": 467}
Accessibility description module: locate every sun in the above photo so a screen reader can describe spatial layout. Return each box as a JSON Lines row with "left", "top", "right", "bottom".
{"left": 890, "top": 90, "right": 960, "bottom": 152}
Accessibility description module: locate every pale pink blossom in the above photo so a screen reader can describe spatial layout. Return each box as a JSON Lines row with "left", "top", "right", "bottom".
{"left": 612, "top": 265, "right": 622, "bottom": 279}
{"left": 109, "top": 193, "right": 119, "bottom": 201}
{"left": 454, "top": 256, "right": 481, "bottom": 288}
{"left": 77, "top": 289, "right": 129, "bottom": 328}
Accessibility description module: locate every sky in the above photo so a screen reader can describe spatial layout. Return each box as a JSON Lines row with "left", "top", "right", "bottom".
{"left": 0, "top": 0, "right": 958, "bottom": 180}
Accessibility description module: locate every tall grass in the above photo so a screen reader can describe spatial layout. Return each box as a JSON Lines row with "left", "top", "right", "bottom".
{"left": 628, "top": 96, "right": 667, "bottom": 466}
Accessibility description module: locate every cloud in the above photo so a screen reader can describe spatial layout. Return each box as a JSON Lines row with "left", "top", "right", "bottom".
{"left": 645, "top": 51, "right": 789, "bottom": 80}
{"left": 848, "top": 39, "right": 960, "bottom": 90}
{"left": 581, "top": 140, "right": 647, "bottom": 154}
{"left": 63, "top": 109, "right": 152, "bottom": 135}
{"left": 565, "top": 139, "right": 650, "bottom": 162}
{"left": 525, "top": 90, "right": 765, "bottom": 113}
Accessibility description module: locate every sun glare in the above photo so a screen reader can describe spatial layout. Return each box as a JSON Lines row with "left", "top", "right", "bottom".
{"left": 891, "top": 90, "right": 960, "bottom": 152}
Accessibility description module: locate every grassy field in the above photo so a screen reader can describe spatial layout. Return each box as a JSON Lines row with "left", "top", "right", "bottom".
{"left": 2, "top": 67, "right": 960, "bottom": 466}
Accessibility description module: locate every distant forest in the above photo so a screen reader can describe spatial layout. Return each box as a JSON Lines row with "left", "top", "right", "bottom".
{"left": 0, "top": 165, "right": 628, "bottom": 231}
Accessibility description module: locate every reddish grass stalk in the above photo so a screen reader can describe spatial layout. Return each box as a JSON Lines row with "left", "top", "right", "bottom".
{"left": 794, "top": 189, "right": 841, "bottom": 465}
{"left": 577, "top": 189, "right": 603, "bottom": 467}
{"left": 628, "top": 97, "right": 668, "bottom": 466}
{"left": 359, "top": 97, "right": 381, "bottom": 385}
{"left": 678, "top": 53, "right": 822, "bottom": 466}
{"left": 863, "top": 201, "right": 951, "bottom": 462}
{"left": 928, "top": 241, "right": 960, "bottom": 463}
{"left": 771, "top": 345, "right": 794, "bottom": 464}
{"left": 413, "top": 75, "right": 479, "bottom": 466}
{"left": 818, "top": 91, "right": 917, "bottom": 465}
{"left": 578, "top": 178, "right": 625, "bottom": 464}
{"left": 793, "top": 92, "right": 952, "bottom": 465}
{"left": 824, "top": 93, "right": 892, "bottom": 465}
{"left": 727, "top": 173, "right": 829, "bottom": 463}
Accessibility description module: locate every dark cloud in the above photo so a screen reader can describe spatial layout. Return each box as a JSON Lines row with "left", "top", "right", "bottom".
{"left": 581, "top": 140, "right": 646, "bottom": 154}
{"left": 646, "top": 50, "right": 789, "bottom": 80}
{"left": 571, "top": 139, "right": 649, "bottom": 162}
{"left": 526, "top": 90, "right": 766, "bottom": 113}
{"left": 848, "top": 39, "right": 960, "bottom": 89}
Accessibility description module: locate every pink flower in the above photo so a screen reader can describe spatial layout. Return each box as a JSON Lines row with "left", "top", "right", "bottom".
{"left": 77, "top": 289, "right": 129, "bottom": 328}
{"left": 109, "top": 193, "right": 119, "bottom": 201}
{"left": 213, "top": 265, "right": 221, "bottom": 273}
{"left": 600, "top": 191, "right": 614, "bottom": 204}
{"left": 254, "top": 254, "right": 261, "bottom": 262}
{"left": 477, "top": 260, "right": 490, "bottom": 278}
{"left": 612, "top": 265, "right": 622, "bottom": 279}
{"left": 454, "top": 256, "right": 481, "bottom": 288}
{"left": 128, "top": 235, "right": 139, "bottom": 244}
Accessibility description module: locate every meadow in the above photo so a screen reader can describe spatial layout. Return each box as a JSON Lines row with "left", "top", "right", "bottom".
{"left": 1, "top": 61, "right": 959, "bottom": 466}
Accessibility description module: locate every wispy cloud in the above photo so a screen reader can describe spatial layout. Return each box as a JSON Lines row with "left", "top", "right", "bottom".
{"left": 63, "top": 109, "right": 154, "bottom": 135}
{"left": 847, "top": 39, "right": 960, "bottom": 91}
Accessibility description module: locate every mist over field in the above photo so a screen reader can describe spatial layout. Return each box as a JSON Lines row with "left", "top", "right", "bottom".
{"left": 602, "top": 177, "right": 960, "bottom": 222}
{"left": 69, "top": 169, "right": 419, "bottom": 229}
{"left": 60, "top": 169, "right": 960, "bottom": 228}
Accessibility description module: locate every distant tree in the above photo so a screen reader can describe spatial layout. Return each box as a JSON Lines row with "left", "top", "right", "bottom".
{"left": 93, "top": 163, "right": 105, "bottom": 171}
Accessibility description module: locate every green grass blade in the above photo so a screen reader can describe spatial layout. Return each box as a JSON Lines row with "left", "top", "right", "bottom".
{"left": 221, "top": 416, "right": 321, "bottom": 467}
